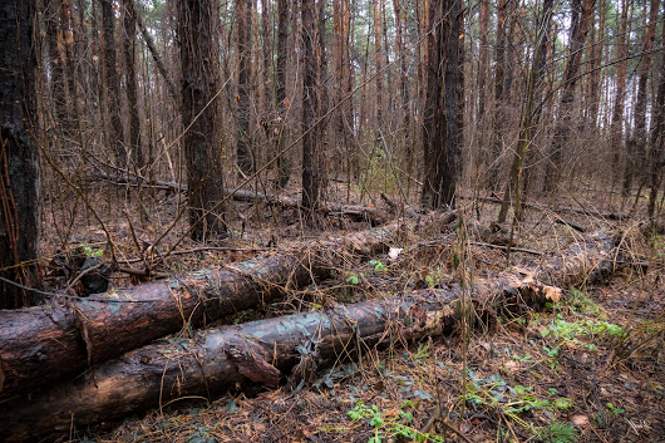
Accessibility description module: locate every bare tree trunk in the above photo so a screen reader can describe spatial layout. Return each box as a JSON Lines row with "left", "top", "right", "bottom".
{"left": 236, "top": 0, "right": 254, "bottom": 176}
{"left": 543, "top": 0, "right": 596, "bottom": 193}
{"left": 476, "top": 0, "right": 489, "bottom": 135}
{"left": 610, "top": 0, "right": 630, "bottom": 189}
{"left": 123, "top": 0, "right": 143, "bottom": 170}
{"left": 301, "top": 0, "right": 321, "bottom": 213}
{"left": 420, "top": 0, "right": 464, "bottom": 209}
{"left": 648, "top": 12, "right": 665, "bottom": 223}
{"left": 44, "top": 0, "right": 70, "bottom": 131}
{"left": 623, "top": 0, "right": 659, "bottom": 195}
{"left": 372, "top": 0, "right": 384, "bottom": 131}
{"left": 274, "top": 0, "right": 291, "bottom": 188}
{"left": 489, "top": 0, "right": 510, "bottom": 190}
{"left": 0, "top": 0, "right": 40, "bottom": 309}
{"left": 101, "top": 0, "right": 127, "bottom": 167}
{"left": 176, "top": 0, "right": 227, "bottom": 241}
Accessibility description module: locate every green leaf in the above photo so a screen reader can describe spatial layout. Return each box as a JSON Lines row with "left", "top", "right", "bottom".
{"left": 346, "top": 274, "right": 360, "bottom": 285}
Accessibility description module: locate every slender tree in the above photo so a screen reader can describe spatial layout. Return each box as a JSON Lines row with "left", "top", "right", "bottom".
{"left": 236, "top": 0, "right": 254, "bottom": 176}
{"left": 176, "top": 0, "right": 227, "bottom": 240}
{"left": 610, "top": 0, "right": 630, "bottom": 188}
{"left": 623, "top": 0, "right": 660, "bottom": 195}
{"left": 301, "top": 0, "right": 321, "bottom": 213}
{"left": 0, "top": 0, "right": 40, "bottom": 308}
{"left": 648, "top": 8, "right": 665, "bottom": 223}
{"left": 123, "top": 0, "right": 143, "bottom": 169}
{"left": 421, "top": 0, "right": 464, "bottom": 209}
{"left": 274, "top": 0, "right": 291, "bottom": 188}
{"left": 101, "top": 0, "right": 127, "bottom": 167}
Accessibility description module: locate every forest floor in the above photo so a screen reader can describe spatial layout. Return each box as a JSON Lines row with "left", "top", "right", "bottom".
{"left": 43, "top": 183, "right": 665, "bottom": 442}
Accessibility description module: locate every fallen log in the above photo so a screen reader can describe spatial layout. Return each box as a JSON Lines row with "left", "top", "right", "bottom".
{"left": 460, "top": 194, "right": 627, "bottom": 221}
{"left": 0, "top": 231, "right": 622, "bottom": 441}
{"left": 0, "top": 213, "right": 454, "bottom": 400}
{"left": 92, "top": 173, "right": 393, "bottom": 225}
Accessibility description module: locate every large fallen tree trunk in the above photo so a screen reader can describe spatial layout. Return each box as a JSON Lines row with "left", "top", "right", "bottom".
{"left": 0, "top": 232, "right": 624, "bottom": 441}
{"left": 93, "top": 173, "right": 393, "bottom": 225}
{"left": 0, "top": 212, "right": 454, "bottom": 400}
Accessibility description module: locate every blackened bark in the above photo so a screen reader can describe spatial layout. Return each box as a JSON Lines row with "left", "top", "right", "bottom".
{"left": 101, "top": 0, "right": 127, "bottom": 167}
{"left": 122, "top": 0, "right": 143, "bottom": 169}
{"left": 0, "top": 0, "right": 40, "bottom": 309}
{"left": 236, "top": 0, "right": 254, "bottom": 175}
{"left": 176, "top": 0, "right": 227, "bottom": 240}
{"left": 301, "top": 0, "right": 321, "bottom": 212}
{"left": 420, "top": 0, "right": 464, "bottom": 210}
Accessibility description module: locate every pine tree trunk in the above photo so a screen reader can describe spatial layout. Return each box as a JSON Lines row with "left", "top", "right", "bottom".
{"left": 420, "top": 0, "right": 464, "bottom": 209}
{"left": 0, "top": 0, "right": 40, "bottom": 309}
{"left": 101, "top": 0, "right": 127, "bottom": 167}
{"left": 123, "top": 0, "right": 143, "bottom": 169}
{"left": 275, "top": 0, "right": 291, "bottom": 188}
{"left": 176, "top": 0, "right": 227, "bottom": 241}
{"left": 236, "top": 0, "right": 254, "bottom": 176}
{"left": 301, "top": 0, "right": 321, "bottom": 212}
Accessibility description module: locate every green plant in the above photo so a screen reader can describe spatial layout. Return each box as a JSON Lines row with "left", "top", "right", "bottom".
{"left": 567, "top": 288, "right": 604, "bottom": 318}
{"left": 346, "top": 401, "right": 443, "bottom": 443}
{"left": 346, "top": 274, "right": 361, "bottom": 285}
{"left": 81, "top": 244, "right": 104, "bottom": 258}
{"left": 368, "top": 259, "right": 386, "bottom": 272}
{"left": 537, "top": 421, "right": 577, "bottom": 443}
{"left": 606, "top": 402, "right": 625, "bottom": 415}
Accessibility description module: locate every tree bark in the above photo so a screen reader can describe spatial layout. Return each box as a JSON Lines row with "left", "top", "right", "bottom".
{"left": 236, "top": 0, "right": 254, "bottom": 176}
{"left": 301, "top": 0, "right": 321, "bottom": 213}
{"left": 274, "top": 0, "right": 291, "bottom": 188}
{"left": 122, "top": 0, "right": 143, "bottom": 169}
{"left": 420, "top": 0, "right": 464, "bottom": 210}
{"left": 648, "top": 11, "right": 665, "bottom": 223}
{"left": 0, "top": 231, "right": 622, "bottom": 441}
{"left": 176, "top": 0, "right": 227, "bottom": 241}
{"left": 100, "top": 0, "right": 127, "bottom": 167}
{"left": 0, "top": 0, "right": 40, "bottom": 309}
{"left": 623, "top": 0, "right": 659, "bottom": 195}
{"left": 0, "top": 214, "right": 452, "bottom": 399}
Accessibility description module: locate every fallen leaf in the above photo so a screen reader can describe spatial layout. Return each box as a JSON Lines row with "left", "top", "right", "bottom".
{"left": 571, "top": 415, "right": 589, "bottom": 427}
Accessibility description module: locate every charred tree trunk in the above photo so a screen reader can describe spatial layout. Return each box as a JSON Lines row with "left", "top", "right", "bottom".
{"left": 101, "top": 0, "right": 127, "bottom": 167}
{"left": 176, "top": 0, "right": 227, "bottom": 241}
{"left": 122, "top": 0, "right": 143, "bottom": 170}
{"left": 0, "top": 0, "right": 40, "bottom": 309}
{"left": 236, "top": 0, "right": 254, "bottom": 176}
{"left": 543, "top": 0, "right": 595, "bottom": 193}
{"left": 301, "top": 0, "right": 321, "bottom": 213}
{"left": 0, "top": 215, "right": 450, "bottom": 398}
{"left": 0, "top": 232, "right": 622, "bottom": 441}
{"left": 420, "top": 0, "right": 464, "bottom": 210}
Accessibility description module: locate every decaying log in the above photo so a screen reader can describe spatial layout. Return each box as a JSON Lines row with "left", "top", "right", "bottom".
{"left": 0, "top": 213, "right": 455, "bottom": 400}
{"left": 93, "top": 173, "right": 394, "bottom": 225}
{"left": 0, "top": 231, "right": 623, "bottom": 441}
{"left": 0, "top": 277, "right": 558, "bottom": 441}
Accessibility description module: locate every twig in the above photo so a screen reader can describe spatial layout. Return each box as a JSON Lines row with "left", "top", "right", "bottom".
{"left": 471, "top": 241, "right": 543, "bottom": 256}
